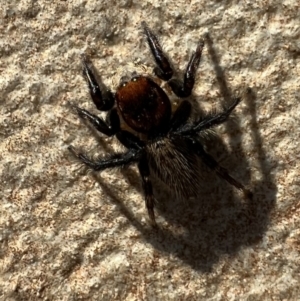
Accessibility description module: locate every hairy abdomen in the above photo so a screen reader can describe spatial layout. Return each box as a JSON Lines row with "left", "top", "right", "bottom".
{"left": 146, "top": 136, "right": 203, "bottom": 198}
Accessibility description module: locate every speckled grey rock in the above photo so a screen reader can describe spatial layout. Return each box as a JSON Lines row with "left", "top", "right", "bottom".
{"left": 1, "top": 1, "right": 299, "bottom": 300}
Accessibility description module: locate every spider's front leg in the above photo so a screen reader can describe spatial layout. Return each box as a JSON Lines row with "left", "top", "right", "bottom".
{"left": 168, "top": 40, "right": 204, "bottom": 98}
{"left": 69, "top": 56, "right": 121, "bottom": 137}
{"left": 142, "top": 21, "right": 174, "bottom": 81}
{"left": 82, "top": 55, "right": 114, "bottom": 111}
{"left": 142, "top": 22, "right": 204, "bottom": 98}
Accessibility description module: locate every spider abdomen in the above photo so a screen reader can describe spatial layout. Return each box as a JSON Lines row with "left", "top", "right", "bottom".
{"left": 115, "top": 76, "right": 171, "bottom": 134}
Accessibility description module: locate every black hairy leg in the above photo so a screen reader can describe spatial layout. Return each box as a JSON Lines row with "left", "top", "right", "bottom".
{"left": 68, "top": 145, "right": 140, "bottom": 171}
{"left": 178, "top": 97, "right": 242, "bottom": 135}
{"left": 168, "top": 40, "right": 205, "bottom": 98}
{"left": 169, "top": 100, "right": 192, "bottom": 131}
{"left": 68, "top": 130, "right": 144, "bottom": 170}
{"left": 115, "top": 130, "right": 145, "bottom": 150}
{"left": 70, "top": 104, "right": 120, "bottom": 137}
{"left": 142, "top": 22, "right": 205, "bottom": 98}
{"left": 138, "top": 153, "right": 156, "bottom": 225}
{"left": 82, "top": 55, "right": 115, "bottom": 111}
{"left": 142, "top": 21, "right": 173, "bottom": 81}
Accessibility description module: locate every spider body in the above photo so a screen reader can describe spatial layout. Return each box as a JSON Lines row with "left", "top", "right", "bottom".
{"left": 68, "top": 22, "right": 251, "bottom": 225}
{"left": 115, "top": 76, "right": 171, "bottom": 134}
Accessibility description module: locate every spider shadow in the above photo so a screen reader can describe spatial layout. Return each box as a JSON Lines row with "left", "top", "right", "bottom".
{"left": 72, "top": 34, "right": 276, "bottom": 272}
{"left": 152, "top": 94, "right": 275, "bottom": 272}
{"left": 136, "top": 34, "right": 277, "bottom": 271}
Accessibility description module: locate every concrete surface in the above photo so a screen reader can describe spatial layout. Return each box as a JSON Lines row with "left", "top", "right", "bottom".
{"left": 0, "top": 1, "right": 299, "bottom": 300}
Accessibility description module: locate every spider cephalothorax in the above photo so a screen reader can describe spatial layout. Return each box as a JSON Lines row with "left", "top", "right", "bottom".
{"left": 68, "top": 22, "right": 251, "bottom": 225}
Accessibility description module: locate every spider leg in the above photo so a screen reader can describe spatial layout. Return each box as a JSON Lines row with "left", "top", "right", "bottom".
{"left": 138, "top": 153, "right": 157, "bottom": 225}
{"left": 187, "top": 138, "right": 252, "bottom": 198}
{"left": 169, "top": 100, "right": 192, "bottom": 131}
{"left": 142, "top": 21, "right": 173, "bottom": 81}
{"left": 68, "top": 145, "right": 140, "bottom": 171}
{"left": 179, "top": 97, "right": 241, "bottom": 135}
{"left": 168, "top": 40, "right": 204, "bottom": 98}
{"left": 82, "top": 55, "right": 115, "bottom": 111}
{"left": 116, "top": 130, "right": 145, "bottom": 150}
{"left": 69, "top": 128, "right": 144, "bottom": 168}
{"left": 70, "top": 104, "right": 120, "bottom": 136}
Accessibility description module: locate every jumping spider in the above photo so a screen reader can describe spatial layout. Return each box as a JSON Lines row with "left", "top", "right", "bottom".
{"left": 68, "top": 22, "right": 251, "bottom": 225}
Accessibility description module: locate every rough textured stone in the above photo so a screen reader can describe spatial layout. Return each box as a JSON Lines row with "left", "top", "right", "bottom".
{"left": 1, "top": 1, "right": 299, "bottom": 300}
